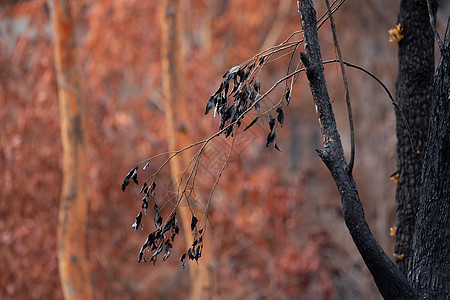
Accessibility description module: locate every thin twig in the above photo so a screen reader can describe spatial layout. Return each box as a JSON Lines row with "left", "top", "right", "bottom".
{"left": 323, "top": 59, "right": 417, "bottom": 156}
{"left": 324, "top": 0, "right": 354, "bottom": 173}
{"left": 426, "top": 0, "right": 444, "bottom": 54}
{"left": 200, "top": 126, "right": 237, "bottom": 227}
{"left": 317, "top": 0, "right": 346, "bottom": 29}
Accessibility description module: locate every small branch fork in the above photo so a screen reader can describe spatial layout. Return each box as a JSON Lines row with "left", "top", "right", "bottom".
{"left": 297, "top": 0, "right": 415, "bottom": 299}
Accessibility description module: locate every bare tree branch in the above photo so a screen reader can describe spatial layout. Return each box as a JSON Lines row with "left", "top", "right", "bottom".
{"left": 426, "top": 0, "right": 444, "bottom": 53}
{"left": 324, "top": 0, "right": 355, "bottom": 174}
{"left": 297, "top": 1, "right": 415, "bottom": 298}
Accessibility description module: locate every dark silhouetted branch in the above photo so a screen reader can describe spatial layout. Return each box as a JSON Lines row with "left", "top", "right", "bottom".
{"left": 324, "top": 0, "right": 355, "bottom": 174}
{"left": 297, "top": 1, "right": 416, "bottom": 299}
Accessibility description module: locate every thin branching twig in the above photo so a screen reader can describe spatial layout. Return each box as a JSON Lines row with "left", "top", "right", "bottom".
{"left": 324, "top": 0, "right": 355, "bottom": 173}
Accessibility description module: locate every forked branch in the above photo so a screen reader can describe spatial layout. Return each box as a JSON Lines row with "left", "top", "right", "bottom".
{"left": 297, "top": 0, "right": 415, "bottom": 299}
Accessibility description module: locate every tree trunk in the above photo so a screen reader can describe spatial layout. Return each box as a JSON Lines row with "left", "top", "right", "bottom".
{"left": 160, "top": 0, "right": 211, "bottom": 298}
{"left": 48, "top": 0, "right": 93, "bottom": 299}
{"left": 409, "top": 20, "right": 450, "bottom": 299}
{"left": 394, "top": 0, "right": 436, "bottom": 275}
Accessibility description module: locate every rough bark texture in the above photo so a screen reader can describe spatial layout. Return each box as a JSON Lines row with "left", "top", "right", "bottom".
{"left": 48, "top": 0, "right": 93, "bottom": 299}
{"left": 160, "top": 0, "right": 211, "bottom": 298}
{"left": 297, "top": 1, "right": 415, "bottom": 299}
{"left": 394, "top": 0, "right": 436, "bottom": 274}
{"left": 409, "top": 20, "right": 450, "bottom": 299}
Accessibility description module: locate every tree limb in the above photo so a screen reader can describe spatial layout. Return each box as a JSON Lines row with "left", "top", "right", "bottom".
{"left": 324, "top": 0, "right": 355, "bottom": 174}
{"left": 297, "top": 1, "right": 415, "bottom": 298}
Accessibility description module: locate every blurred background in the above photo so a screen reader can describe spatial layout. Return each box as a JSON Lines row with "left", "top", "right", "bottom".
{"left": 2, "top": 0, "right": 446, "bottom": 299}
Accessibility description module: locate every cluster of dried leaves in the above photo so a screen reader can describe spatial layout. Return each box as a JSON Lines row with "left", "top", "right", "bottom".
{"left": 205, "top": 59, "right": 290, "bottom": 152}
{"left": 123, "top": 165, "right": 205, "bottom": 266}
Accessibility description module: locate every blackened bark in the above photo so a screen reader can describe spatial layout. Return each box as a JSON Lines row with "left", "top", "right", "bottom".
{"left": 394, "top": 0, "right": 436, "bottom": 274}
{"left": 297, "top": 1, "right": 415, "bottom": 299}
{"left": 409, "top": 20, "right": 450, "bottom": 299}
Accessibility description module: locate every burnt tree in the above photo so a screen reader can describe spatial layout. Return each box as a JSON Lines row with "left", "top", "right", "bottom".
{"left": 298, "top": 0, "right": 449, "bottom": 299}
{"left": 393, "top": 0, "right": 436, "bottom": 275}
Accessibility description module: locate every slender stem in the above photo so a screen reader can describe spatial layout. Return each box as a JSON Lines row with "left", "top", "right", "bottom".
{"left": 324, "top": 0, "right": 354, "bottom": 174}
{"left": 426, "top": 0, "right": 444, "bottom": 53}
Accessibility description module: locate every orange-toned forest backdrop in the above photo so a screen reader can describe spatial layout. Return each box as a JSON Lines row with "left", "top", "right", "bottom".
{"left": 1, "top": 0, "right": 432, "bottom": 299}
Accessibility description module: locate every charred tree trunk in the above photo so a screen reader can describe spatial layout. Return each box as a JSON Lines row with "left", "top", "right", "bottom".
{"left": 409, "top": 20, "right": 450, "bottom": 299}
{"left": 394, "top": 1, "right": 450, "bottom": 297}
{"left": 160, "top": 0, "right": 211, "bottom": 298}
{"left": 297, "top": 1, "right": 415, "bottom": 298}
{"left": 394, "top": 0, "right": 436, "bottom": 275}
{"left": 298, "top": 0, "right": 450, "bottom": 298}
{"left": 48, "top": 0, "right": 93, "bottom": 299}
